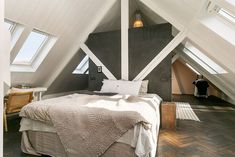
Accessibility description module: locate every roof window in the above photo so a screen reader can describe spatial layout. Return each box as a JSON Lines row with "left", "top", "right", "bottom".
{"left": 13, "top": 30, "right": 48, "bottom": 65}
{"left": 73, "top": 55, "right": 89, "bottom": 74}
{"left": 184, "top": 42, "right": 227, "bottom": 74}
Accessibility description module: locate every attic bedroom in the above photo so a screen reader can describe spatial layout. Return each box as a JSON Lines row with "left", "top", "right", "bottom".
{"left": 0, "top": 0, "right": 235, "bottom": 157}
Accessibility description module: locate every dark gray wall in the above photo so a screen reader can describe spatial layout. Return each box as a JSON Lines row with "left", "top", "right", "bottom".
{"left": 46, "top": 49, "right": 89, "bottom": 95}
{"left": 87, "top": 23, "right": 173, "bottom": 101}
{"left": 87, "top": 30, "right": 121, "bottom": 91}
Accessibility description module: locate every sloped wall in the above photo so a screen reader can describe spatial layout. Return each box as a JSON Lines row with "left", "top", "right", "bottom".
{"left": 172, "top": 60, "right": 222, "bottom": 97}
{"left": 45, "top": 49, "right": 89, "bottom": 95}
{"left": 87, "top": 23, "right": 173, "bottom": 101}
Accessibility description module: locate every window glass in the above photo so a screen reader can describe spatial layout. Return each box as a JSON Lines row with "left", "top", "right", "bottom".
{"left": 13, "top": 30, "right": 48, "bottom": 64}
{"left": 73, "top": 55, "right": 89, "bottom": 74}
{"left": 184, "top": 42, "right": 227, "bottom": 74}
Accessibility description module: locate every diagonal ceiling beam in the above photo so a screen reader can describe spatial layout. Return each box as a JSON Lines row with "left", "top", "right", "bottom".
{"left": 121, "top": 0, "right": 129, "bottom": 80}
{"left": 133, "top": 0, "right": 206, "bottom": 81}
{"left": 43, "top": 0, "right": 117, "bottom": 88}
{"left": 140, "top": 0, "right": 185, "bottom": 31}
{"left": 80, "top": 44, "right": 116, "bottom": 80}
{"left": 134, "top": 29, "right": 187, "bottom": 81}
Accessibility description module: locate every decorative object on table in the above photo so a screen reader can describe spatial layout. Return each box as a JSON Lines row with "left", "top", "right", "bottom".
{"left": 15, "top": 84, "right": 32, "bottom": 89}
{"left": 10, "top": 87, "right": 47, "bottom": 101}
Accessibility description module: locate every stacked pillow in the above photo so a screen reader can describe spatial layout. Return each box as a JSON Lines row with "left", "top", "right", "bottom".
{"left": 100, "top": 79, "right": 148, "bottom": 96}
{"left": 139, "top": 80, "right": 149, "bottom": 95}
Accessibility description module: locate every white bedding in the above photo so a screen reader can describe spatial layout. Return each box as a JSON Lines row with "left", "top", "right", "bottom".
{"left": 20, "top": 93, "right": 161, "bottom": 157}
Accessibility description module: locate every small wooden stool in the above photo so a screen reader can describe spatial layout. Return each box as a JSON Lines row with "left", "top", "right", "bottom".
{"left": 161, "top": 102, "right": 176, "bottom": 130}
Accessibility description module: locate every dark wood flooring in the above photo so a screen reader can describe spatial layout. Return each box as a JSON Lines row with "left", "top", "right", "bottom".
{"left": 158, "top": 95, "right": 235, "bottom": 157}
{"left": 3, "top": 94, "right": 235, "bottom": 157}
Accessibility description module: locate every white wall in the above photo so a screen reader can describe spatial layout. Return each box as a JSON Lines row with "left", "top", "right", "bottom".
{"left": 0, "top": 0, "right": 4, "bottom": 156}
{"left": 0, "top": 0, "right": 4, "bottom": 155}
{"left": 1, "top": 0, "right": 11, "bottom": 155}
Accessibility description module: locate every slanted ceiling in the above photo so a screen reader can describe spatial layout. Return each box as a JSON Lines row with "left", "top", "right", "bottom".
{"left": 6, "top": 0, "right": 114, "bottom": 87}
{"left": 5, "top": 0, "right": 235, "bottom": 103}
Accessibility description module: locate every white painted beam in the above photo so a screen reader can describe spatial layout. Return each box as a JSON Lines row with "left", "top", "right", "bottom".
{"left": 172, "top": 53, "right": 180, "bottom": 64}
{"left": 80, "top": 44, "right": 116, "bottom": 80}
{"left": 121, "top": 0, "right": 129, "bottom": 80}
{"left": 140, "top": 0, "right": 185, "bottom": 31}
{"left": 43, "top": 0, "right": 116, "bottom": 88}
{"left": 134, "top": 29, "right": 187, "bottom": 81}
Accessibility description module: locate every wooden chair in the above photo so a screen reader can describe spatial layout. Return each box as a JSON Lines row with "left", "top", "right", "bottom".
{"left": 3, "top": 92, "right": 33, "bottom": 132}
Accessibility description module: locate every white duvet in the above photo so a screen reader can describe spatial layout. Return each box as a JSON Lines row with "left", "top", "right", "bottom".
{"left": 20, "top": 93, "right": 161, "bottom": 157}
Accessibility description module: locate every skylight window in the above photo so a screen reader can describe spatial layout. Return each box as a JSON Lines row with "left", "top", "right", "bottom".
{"left": 13, "top": 30, "right": 48, "bottom": 65}
{"left": 184, "top": 42, "right": 227, "bottom": 75}
{"left": 218, "top": 8, "right": 235, "bottom": 23}
{"left": 4, "top": 19, "right": 16, "bottom": 33}
{"left": 73, "top": 55, "right": 89, "bottom": 74}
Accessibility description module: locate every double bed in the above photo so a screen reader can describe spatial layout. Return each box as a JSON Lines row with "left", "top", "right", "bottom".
{"left": 19, "top": 80, "right": 162, "bottom": 157}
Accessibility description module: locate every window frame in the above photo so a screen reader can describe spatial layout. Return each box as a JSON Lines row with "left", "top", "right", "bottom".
{"left": 73, "top": 55, "right": 89, "bottom": 74}
{"left": 4, "top": 19, "right": 16, "bottom": 34}
{"left": 217, "top": 8, "right": 235, "bottom": 24}
{"left": 12, "top": 29, "right": 49, "bottom": 65}
{"left": 186, "top": 63, "right": 200, "bottom": 75}
{"left": 184, "top": 42, "right": 227, "bottom": 75}
{"left": 10, "top": 29, "right": 57, "bottom": 73}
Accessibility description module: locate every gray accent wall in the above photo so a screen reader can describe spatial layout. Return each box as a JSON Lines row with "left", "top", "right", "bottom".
{"left": 87, "top": 23, "right": 173, "bottom": 101}
{"left": 87, "top": 30, "right": 121, "bottom": 91}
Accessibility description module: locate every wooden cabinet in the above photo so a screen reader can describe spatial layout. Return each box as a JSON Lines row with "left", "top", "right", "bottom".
{"left": 161, "top": 102, "right": 176, "bottom": 129}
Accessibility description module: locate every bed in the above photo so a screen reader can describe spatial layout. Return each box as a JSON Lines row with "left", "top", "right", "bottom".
{"left": 19, "top": 80, "right": 162, "bottom": 157}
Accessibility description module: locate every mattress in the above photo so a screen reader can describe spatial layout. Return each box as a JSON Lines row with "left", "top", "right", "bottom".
{"left": 20, "top": 118, "right": 135, "bottom": 145}
{"left": 20, "top": 93, "right": 161, "bottom": 157}
{"left": 21, "top": 131, "right": 138, "bottom": 157}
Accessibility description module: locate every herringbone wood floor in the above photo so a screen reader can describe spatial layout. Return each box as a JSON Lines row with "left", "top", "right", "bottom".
{"left": 157, "top": 95, "right": 235, "bottom": 157}
{"left": 3, "top": 95, "right": 235, "bottom": 157}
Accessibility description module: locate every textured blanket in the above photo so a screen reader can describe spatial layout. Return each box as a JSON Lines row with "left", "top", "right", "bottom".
{"left": 20, "top": 94, "right": 158, "bottom": 157}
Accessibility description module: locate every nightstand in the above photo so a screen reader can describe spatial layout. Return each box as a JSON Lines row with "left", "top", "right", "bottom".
{"left": 161, "top": 102, "right": 176, "bottom": 129}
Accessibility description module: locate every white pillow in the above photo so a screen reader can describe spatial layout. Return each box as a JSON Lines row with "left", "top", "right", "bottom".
{"left": 100, "top": 79, "right": 119, "bottom": 93}
{"left": 139, "top": 80, "right": 149, "bottom": 95}
{"left": 100, "top": 79, "right": 142, "bottom": 96}
{"left": 116, "top": 80, "right": 142, "bottom": 96}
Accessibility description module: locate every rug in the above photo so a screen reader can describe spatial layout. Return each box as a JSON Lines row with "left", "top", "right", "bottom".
{"left": 176, "top": 102, "right": 200, "bottom": 122}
